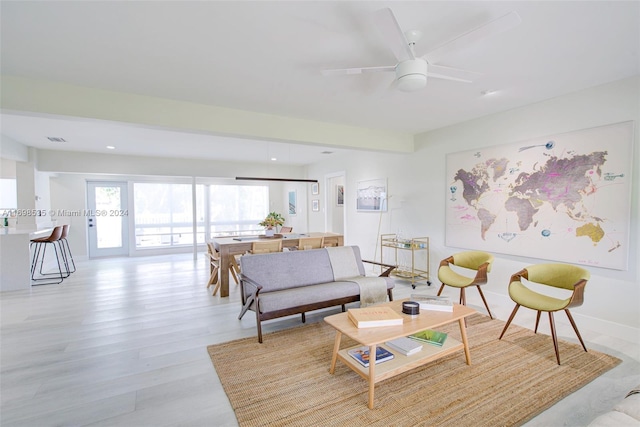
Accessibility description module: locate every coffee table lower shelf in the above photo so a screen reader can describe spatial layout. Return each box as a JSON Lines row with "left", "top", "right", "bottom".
{"left": 337, "top": 338, "right": 463, "bottom": 383}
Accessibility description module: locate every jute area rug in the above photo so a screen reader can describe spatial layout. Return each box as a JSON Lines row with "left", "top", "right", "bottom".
{"left": 207, "top": 314, "right": 620, "bottom": 427}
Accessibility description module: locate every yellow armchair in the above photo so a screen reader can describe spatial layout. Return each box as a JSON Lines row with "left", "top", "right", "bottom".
{"left": 498, "top": 263, "right": 590, "bottom": 365}
{"left": 437, "top": 251, "right": 494, "bottom": 318}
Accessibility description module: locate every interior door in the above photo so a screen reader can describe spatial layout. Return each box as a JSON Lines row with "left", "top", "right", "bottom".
{"left": 87, "top": 181, "right": 129, "bottom": 258}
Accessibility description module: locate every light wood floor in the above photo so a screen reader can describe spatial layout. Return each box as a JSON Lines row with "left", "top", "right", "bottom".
{"left": 1, "top": 254, "right": 638, "bottom": 426}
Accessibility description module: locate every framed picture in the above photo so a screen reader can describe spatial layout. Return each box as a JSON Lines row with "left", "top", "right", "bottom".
{"left": 312, "top": 199, "right": 319, "bottom": 212}
{"left": 311, "top": 182, "right": 319, "bottom": 195}
{"left": 357, "top": 178, "right": 387, "bottom": 212}
{"left": 446, "top": 121, "right": 633, "bottom": 270}
{"left": 336, "top": 185, "right": 344, "bottom": 207}
{"left": 288, "top": 190, "right": 297, "bottom": 215}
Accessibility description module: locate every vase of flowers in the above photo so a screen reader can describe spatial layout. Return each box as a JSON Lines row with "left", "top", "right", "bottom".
{"left": 259, "top": 212, "right": 285, "bottom": 236}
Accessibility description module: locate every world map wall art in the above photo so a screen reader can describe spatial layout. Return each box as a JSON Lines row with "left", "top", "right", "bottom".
{"left": 445, "top": 121, "right": 634, "bottom": 270}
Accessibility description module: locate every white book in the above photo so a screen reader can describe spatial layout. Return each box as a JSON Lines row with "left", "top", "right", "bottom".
{"left": 410, "top": 294, "right": 454, "bottom": 312}
{"left": 385, "top": 337, "right": 423, "bottom": 356}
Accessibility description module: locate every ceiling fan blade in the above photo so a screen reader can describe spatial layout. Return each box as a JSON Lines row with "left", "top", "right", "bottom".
{"left": 423, "top": 11, "right": 522, "bottom": 64}
{"left": 322, "top": 65, "right": 395, "bottom": 76}
{"left": 373, "top": 8, "right": 415, "bottom": 62}
{"left": 427, "top": 64, "right": 482, "bottom": 83}
{"left": 427, "top": 73, "right": 472, "bottom": 83}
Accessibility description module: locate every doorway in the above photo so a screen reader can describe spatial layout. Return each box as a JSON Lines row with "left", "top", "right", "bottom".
{"left": 87, "top": 181, "right": 129, "bottom": 258}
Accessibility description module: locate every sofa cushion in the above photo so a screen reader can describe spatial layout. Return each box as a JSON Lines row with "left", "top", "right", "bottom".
{"left": 254, "top": 278, "right": 393, "bottom": 313}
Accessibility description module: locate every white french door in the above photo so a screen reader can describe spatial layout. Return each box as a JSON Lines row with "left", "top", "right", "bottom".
{"left": 87, "top": 181, "right": 129, "bottom": 258}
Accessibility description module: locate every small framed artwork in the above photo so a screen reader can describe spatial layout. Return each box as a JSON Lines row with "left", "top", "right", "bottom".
{"left": 288, "top": 190, "right": 297, "bottom": 215}
{"left": 311, "top": 182, "right": 319, "bottom": 195}
{"left": 357, "top": 178, "right": 387, "bottom": 212}
{"left": 336, "top": 185, "right": 344, "bottom": 207}
{"left": 312, "top": 199, "right": 319, "bottom": 212}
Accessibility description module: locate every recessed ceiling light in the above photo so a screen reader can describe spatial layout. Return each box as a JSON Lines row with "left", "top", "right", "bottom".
{"left": 271, "top": 157, "right": 277, "bottom": 161}
{"left": 106, "top": 145, "right": 116, "bottom": 150}
{"left": 481, "top": 90, "right": 498, "bottom": 96}
{"left": 46, "top": 137, "right": 66, "bottom": 142}
{"left": 321, "top": 151, "right": 334, "bottom": 154}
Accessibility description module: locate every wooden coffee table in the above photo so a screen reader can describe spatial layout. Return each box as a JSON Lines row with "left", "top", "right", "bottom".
{"left": 325, "top": 299, "right": 476, "bottom": 408}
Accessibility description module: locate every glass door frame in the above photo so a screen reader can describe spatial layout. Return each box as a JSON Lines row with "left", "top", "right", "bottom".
{"left": 87, "top": 181, "right": 130, "bottom": 258}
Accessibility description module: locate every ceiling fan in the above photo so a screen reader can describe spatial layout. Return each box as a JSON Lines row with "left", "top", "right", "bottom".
{"left": 322, "top": 8, "right": 521, "bottom": 92}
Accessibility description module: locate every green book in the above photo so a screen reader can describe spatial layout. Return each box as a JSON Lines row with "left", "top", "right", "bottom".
{"left": 409, "top": 329, "right": 448, "bottom": 347}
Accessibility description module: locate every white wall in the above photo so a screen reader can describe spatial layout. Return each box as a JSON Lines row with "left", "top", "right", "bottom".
{"left": 308, "top": 76, "right": 640, "bottom": 341}
{"left": 278, "top": 181, "right": 308, "bottom": 233}
{"left": 0, "top": 134, "right": 29, "bottom": 162}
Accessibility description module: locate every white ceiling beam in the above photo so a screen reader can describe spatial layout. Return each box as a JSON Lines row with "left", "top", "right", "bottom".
{"left": 1, "top": 76, "right": 414, "bottom": 154}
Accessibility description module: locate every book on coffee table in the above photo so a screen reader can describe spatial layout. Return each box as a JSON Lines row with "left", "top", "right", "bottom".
{"left": 347, "top": 346, "right": 394, "bottom": 367}
{"left": 410, "top": 294, "right": 454, "bottom": 312}
{"left": 385, "top": 336, "right": 423, "bottom": 356}
{"left": 409, "top": 329, "right": 448, "bottom": 347}
{"left": 347, "top": 306, "right": 404, "bottom": 328}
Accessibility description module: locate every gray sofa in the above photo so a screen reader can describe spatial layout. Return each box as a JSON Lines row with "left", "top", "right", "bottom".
{"left": 238, "top": 245, "right": 395, "bottom": 342}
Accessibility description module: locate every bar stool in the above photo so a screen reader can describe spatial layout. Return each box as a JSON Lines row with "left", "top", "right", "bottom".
{"left": 59, "top": 224, "right": 76, "bottom": 274}
{"left": 30, "top": 226, "right": 66, "bottom": 285}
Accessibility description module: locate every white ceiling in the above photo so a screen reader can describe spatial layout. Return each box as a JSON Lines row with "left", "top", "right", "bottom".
{"left": 1, "top": 1, "right": 639, "bottom": 165}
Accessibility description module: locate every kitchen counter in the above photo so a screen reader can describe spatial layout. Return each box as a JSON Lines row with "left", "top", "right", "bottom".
{"left": 0, "top": 226, "right": 53, "bottom": 291}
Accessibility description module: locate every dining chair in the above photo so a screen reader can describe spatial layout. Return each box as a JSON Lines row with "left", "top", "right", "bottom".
{"left": 297, "top": 236, "right": 324, "bottom": 250}
{"left": 206, "top": 242, "right": 220, "bottom": 293}
{"left": 322, "top": 236, "right": 339, "bottom": 247}
{"left": 250, "top": 240, "right": 283, "bottom": 254}
{"left": 206, "top": 242, "right": 238, "bottom": 295}
{"left": 280, "top": 226, "right": 293, "bottom": 233}
{"left": 30, "top": 226, "right": 66, "bottom": 285}
{"left": 499, "top": 263, "right": 590, "bottom": 364}
{"left": 436, "top": 251, "right": 494, "bottom": 318}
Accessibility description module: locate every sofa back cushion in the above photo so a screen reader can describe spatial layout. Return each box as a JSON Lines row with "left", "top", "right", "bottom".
{"left": 240, "top": 246, "right": 366, "bottom": 292}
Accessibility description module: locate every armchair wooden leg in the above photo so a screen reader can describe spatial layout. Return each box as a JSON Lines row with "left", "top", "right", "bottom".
{"left": 341, "top": 304, "right": 346, "bottom": 312}
{"left": 459, "top": 288, "right": 466, "bottom": 305}
{"left": 565, "top": 309, "right": 587, "bottom": 352}
{"left": 534, "top": 311, "right": 542, "bottom": 333}
{"left": 549, "top": 312, "right": 561, "bottom": 365}
{"left": 475, "top": 286, "right": 493, "bottom": 319}
{"left": 436, "top": 284, "right": 445, "bottom": 296}
{"left": 499, "top": 304, "right": 520, "bottom": 340}
{"left": 301, "top": 312, "right": 306, "bottom": 323}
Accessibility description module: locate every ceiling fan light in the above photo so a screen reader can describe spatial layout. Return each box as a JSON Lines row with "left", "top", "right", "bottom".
{"left": 396, "top": 74, "right": 427, "bottom": 91}
{"left": 395, "top": 59, "right": 428, "bottom": 91}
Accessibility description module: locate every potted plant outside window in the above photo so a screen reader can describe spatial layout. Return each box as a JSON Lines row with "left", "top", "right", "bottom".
{"left": 259, "top": 212, "right": 285, "bottom": 237}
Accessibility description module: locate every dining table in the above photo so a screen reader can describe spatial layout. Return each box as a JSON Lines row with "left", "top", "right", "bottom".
{"left": 212, "top": 232, "right": 343, "bottom": 297}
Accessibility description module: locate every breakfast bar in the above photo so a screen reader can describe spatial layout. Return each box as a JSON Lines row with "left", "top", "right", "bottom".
{"left": 0, "top": 226, "right": 52, "bottom": 291}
